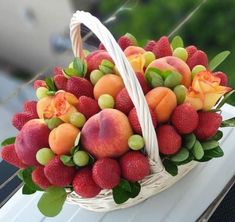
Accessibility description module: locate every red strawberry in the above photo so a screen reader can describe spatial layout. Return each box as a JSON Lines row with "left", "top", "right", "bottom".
{"left": 194, "top": 112, "right": 222, "bottom": 141}
{"left": 1, "top": 144, "right": 28, "bottom": 168}
{"left": 171, "top": 103, "right": 199, "bottom": 134}
{"left": 32, "top": 166, "right": 51, "bottom": 190}
{"left": 23, "top": 101, "right": 38, "bottom": 117}
{"left": 136, "top": 72, "right": 151, "bottom": 94}
{"left": 54, "top": 75, "right": 68, "bottom": 90}
{"left": 115, "top": 88, "right": 134, "bottom": 115}
{"left": 144, "top": 40, "right": 157, "bottom": 51}
{"left": 92, "top": 158, "right": 121, "bottom": 189}
{"left": 44, "top": 156, "right": 76, "bottom": 187}
{"left": 12, "top": 112, "right": 37, "bottom": 130}
{"left": 187, "top": 50, "right": 208, "bottom": 70}
{"left": 66, "top": 77, "right": 93, "bottom": 99}
{"left": 118, "top": 34, "right": 137, "bottom": 51}
{"left": 73, "top": 167, "right": 101, "bottom": 198}
{"left": 86, "top": 50, "right": 113, "bottom": 74}
{"left": 157, "top": 125, "right": 182, "bottom": 155}
{"left": 53, "top": 66, "right": 64, "bottom": 76}
{"left": 186, "top": 45, "right": 197, "bottom": 60}
{"left": 152, "top": 36, "right": 172, "bottom": 58}
{"left": 213, "top": 71, "right": 228, "bottom": 86}
{"left": 119, "top": 151, "right": 150, "bottom": 182}
{"left": 128, "top": 107, "right": 157, "bottom": 134}
{"left": 33, "top": 80, "right": 47, "bottom": 90}
{"left": 77, "top": 96, "right": 100, "bottom": 119}
{"left": 98, "top": 43, "right": 106, "bottom": 50}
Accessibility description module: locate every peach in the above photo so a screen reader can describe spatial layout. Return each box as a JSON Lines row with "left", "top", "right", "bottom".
{"left": 93, "top": 74, "right": 124, "bottom": 100}
{"left": 49, "top": 123, "right": 80, "bottom": 155}
{"left": 15, "top": 119, "right": 51, "bottom": 166}
{"left": 81, "top": 109, "right": 133, "bottom": 159}
{"left": 124, "top": 46, "right": 145, "bottom": 57}
{"left": 145, "top": 87, "right": 177, "bottom": 123}
{"left": 147, "top": 56, "right": 191, "bottom": 88}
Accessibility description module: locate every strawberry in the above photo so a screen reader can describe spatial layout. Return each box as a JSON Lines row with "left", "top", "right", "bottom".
{"left": 213, "top": 71, "right": 228, "bottom": 86}
{"left": 66, "top": 77, "right": 93, "bottom": 99}
{"left": 23, "top": 101, "right": 38, "bottom": 117}
{"left": 44, "top": 156, "right": 76, "bottom": 187}
{"left": 171, "top": 103, "right": 199, "bottom": 134}
{"left": 118, "top": 33, "right": 137, "bottom": 51}
{"left": 54, "top": 74, "right": 68, "bottom": 90}
{"left": 157, "top": 125, "right": 182, "bottom": 155}
{"left": 144, "top": 40, "right": 157, "bottom": 52}
{"left": 136, "top": 72, "right": 151, "bottom": 94}
{"left": 98, "top": 43, "right": 106, "bottom": 50}
{"left": 32, "top": 166, "right": 51, "bottom": 189}
{"left": 33, "top": 80, "right": 47, "bottom": 90}
{"left": 128, "top": 107, "right": 157, "bottom": 134}
{"left": 152, "top": 36, "right": 172, "bottom": 58}
{"left": 1, "top": 144, "right": 28, "bottom": 168}
{"left": 12, "top": 112, "right": 37, "bottom": 130}
{"left": 194, "top": 112, "right": 222, "bottom": 141}
{"left": 73, "top": 167, "right": 101, "bottom": 198}
{"left": 186, "top": 45, "right": 197, "bottom": 61}
{"left": 77, "top": 96, "right": 100, "bottom": 119}
{"left": 92, "top": 158, "right": 121, "bottom": 189}
{"left": 187, "top": 50, "right": 208, "bottom": 70}
{"left": 119, "top": 151, "right": 150, "bottom": 182}
{"left": 53, "top": 66, "right": 64, "bottom": 76}
{"left": 115, "top": 88, "right": 134, "bottom": 115}
{"left": 86, "top": 50, "right": 113, "bottom": 74}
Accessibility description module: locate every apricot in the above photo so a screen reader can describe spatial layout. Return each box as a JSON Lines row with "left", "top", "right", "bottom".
{"left": 49, "top": 123, "right": 80, "bottom": 155}
{"left": 145, "top": 87, "right": 177, "bottom": 123}
{"left": 93, "top": 74, "right": 124, "bottom": 100}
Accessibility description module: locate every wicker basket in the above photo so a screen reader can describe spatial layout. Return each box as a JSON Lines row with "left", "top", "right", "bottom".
{"left": 66, "top": 10, "right": 198, "bottom": 212}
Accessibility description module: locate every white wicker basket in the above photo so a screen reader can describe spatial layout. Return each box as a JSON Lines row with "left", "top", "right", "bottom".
{"left": 66, "top": 10, "right": 198, "bottom": 212}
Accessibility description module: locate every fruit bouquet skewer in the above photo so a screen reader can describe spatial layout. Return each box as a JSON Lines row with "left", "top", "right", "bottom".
{"left": 1, "top": 11, "right": 235, "bottom": 217}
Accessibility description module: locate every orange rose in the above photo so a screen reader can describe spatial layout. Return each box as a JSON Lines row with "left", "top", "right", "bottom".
{"left": 185, "top": 71, "right": 231, "bottom": 110}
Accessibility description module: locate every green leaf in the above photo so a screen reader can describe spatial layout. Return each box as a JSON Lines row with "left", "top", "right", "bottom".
{"left": 46, "top": 91, "right": 56, "bottom": 96}
{"left": 183, "top": 133, "right": 196, "bottom": 150}
{"left": 171, "top": 36, "right": 184, "bottom": 50}
{"left": 63, "top": 68, "right": 82, "bottom": 77}
{"left": 204, "top": 147, "right": 224, "bottom": 158}
{"left": 221, "top": 117, "right": 235, "bottom": 127}
{"left": 22, "top": 167, "right": 42, "bottom": 191}
{"left": 209, "top": 51, "right": 230, "bottom": 71}
{"left": 192, "top": 140, "right": 204, "bottom": 160}
{"left": 45, "top": 77, "right": 56, "bottom": 91}
{"left": 211, "top": 130, "right": 223, "bottom": 141}
{"left": 73, "top": 57, "right": 87, "bottom": 76}
{"left": 17, "top": 169, "right": 24, "bottom": 180}
{"left": 129, "top": 182, "right": 141, "bottom": 198}
{"left": 37, "top": 187, "right": 67, "bottom": 217}
{"left": 70, "top": 146, "right": 80, "bottom": 156}
{"left": 170, "top": 147, "right": 189, "bottom": 162}
{"left": 163, "top": 159, "right": 178, "bottom": 176}
{"left": 1, "top": 137, "right": 16, "bottom": 146}
{"left": 22, "top": 184, "right": 37, "bottom": 195}
{"left": 112, "top": 186, "right": 130, "bottom": 204}
{"left": 216, "top": 90, "right": 235, "bottom": 109}
{"left": 195, "top": 156, "right": 212, "bottom": 162}
{"left": 60, "top": 155, "right": 75, "bottom": 166}
{"left": 201, "top": 140, "right": 219, "bottom": 150}
{"left": 118, "top": 179, "right": 132, "bottom": 192}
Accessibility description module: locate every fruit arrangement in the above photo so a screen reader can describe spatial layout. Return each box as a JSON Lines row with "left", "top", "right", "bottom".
{"left": 1, "top": 11, "right": 235, "bottom": 217}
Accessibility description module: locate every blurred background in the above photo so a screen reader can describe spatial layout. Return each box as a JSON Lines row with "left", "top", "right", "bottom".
{"left": 0, "top": 0, "right": 234, "bottom": 219}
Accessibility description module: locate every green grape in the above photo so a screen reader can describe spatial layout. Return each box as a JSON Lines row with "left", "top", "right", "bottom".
{"left": 173, "top": 47, "right": 188, "bottom": 61}
{"left": 164, "top": 72, "right": 182, "bottom": 88}
{"left": 36, "top": 87, "right": 49, "bottom": 100}
{"left": 73, "top": 151, "right": 90, "bottom": 166}
{"left": 98, "top": 94, "right": 115, "bottom": 109}
{"left": 144, "top": 51, "right": 155, "bottom": 67}
{"left": 90, "top": 70, "right": 104, "bottom": 85}
{"left": 47, "top": 117, "right": 63, "bottom": 130}
{"left": 36, "top": 148, "right": 55, "bottom": 165}
{"left": 128, "top": 135, "right": 145, "bottom": 150}
{"left": 173, "top": 85, "right": 187, "bottom": 104}
{"left": 191, "top": 65, "right": 206, "bottom": 78}
{"left": 69, "top": 112, "right": 86, "bottom": 128}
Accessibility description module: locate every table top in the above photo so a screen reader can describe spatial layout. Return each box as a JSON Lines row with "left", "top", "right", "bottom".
{"left": 0, "top": 103, "right": 235, "bottom": 222}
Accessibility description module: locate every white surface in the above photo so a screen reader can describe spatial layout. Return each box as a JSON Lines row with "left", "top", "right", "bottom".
{"left": 0, "top": 104, "right": 234, "bottom": 222}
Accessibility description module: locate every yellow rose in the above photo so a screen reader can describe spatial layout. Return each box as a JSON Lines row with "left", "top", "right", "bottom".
{"left": 185, "top": 71, "right": 231, "bottom": 110}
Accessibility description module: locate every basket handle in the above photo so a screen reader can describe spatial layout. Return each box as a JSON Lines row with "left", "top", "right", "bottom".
{"left": 70, "top": 11, "right": 163, "bottom": 169}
